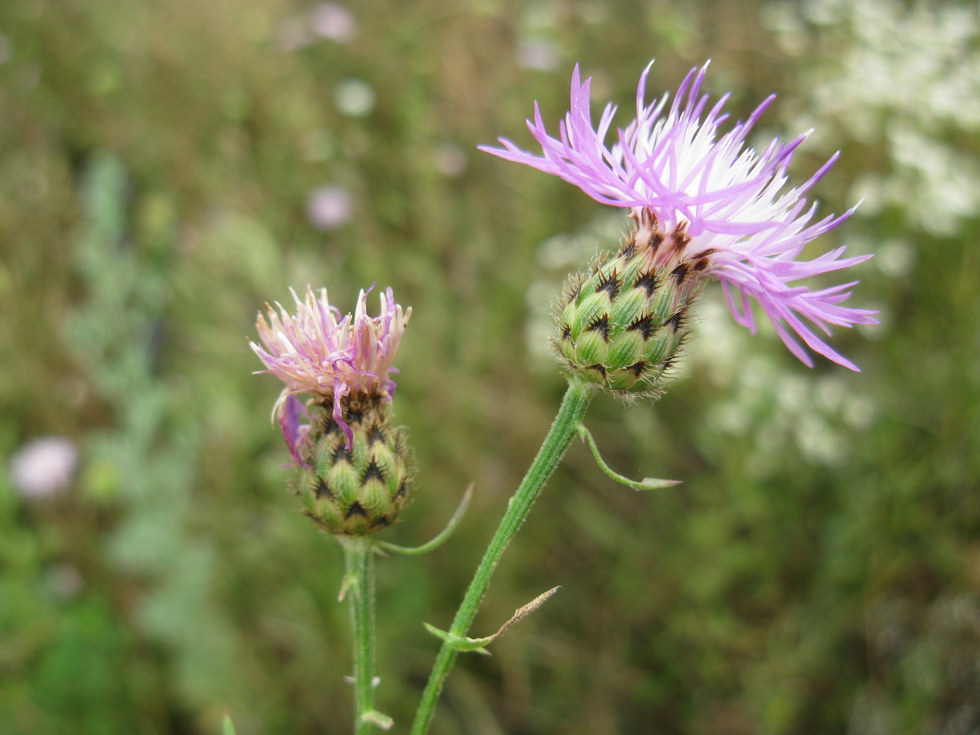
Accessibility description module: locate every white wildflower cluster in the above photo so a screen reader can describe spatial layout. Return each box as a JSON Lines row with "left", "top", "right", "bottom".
{"left": 764, "top": 0, "right": 980, "bottom": 235}
{"left": 691, "top": 300, "right": 877, "bottom": 476}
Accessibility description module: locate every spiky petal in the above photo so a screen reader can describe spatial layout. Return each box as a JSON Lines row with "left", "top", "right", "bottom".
{"left": 251, "top": 285, "right": 411, "bottom": 446}
{"left": 480, "top": 61, "right": 877, "bottom": 370}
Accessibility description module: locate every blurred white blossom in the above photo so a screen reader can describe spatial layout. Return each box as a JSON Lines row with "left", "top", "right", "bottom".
{"left": 9, "top": 436, "right": 78, "bottom": 499}
{"left": 516, "top": 39, "right": 559, "bottom": 71}
{"left": 306, "top": 185, "right": 353, "bottom": 231}
{"left": 874, "top": 239, "right": 915, "bottom": 278}
{"left": 278, "top": 3, "right": 357, "bottom": 50}
{"left": 310, "top": 3, "right": 357, "bottom": 43}
{"left": 769, "top": 0, "right": 980, "bottom": 234}
{"left": 334, "top": 78, "right": 375, "bottom": 117}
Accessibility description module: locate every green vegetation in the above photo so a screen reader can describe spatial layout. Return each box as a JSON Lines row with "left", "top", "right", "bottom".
{"left": 1, "top": 1, "right": 977, "bottom": 733}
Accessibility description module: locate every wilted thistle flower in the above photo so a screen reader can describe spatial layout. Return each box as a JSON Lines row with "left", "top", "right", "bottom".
{"left": 481, "top": 61, "right": 877, "bottom": 392}
{"left": 251, "top": 286, "right": 413, "bottom": 535}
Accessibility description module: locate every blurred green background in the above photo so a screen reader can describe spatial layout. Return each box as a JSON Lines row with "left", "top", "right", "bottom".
{"left": 2, "top": 0, "right": 978, "bottom": 733}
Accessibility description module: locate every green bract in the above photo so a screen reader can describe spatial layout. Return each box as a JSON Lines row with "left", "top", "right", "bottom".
{"left": 294, "top": 395, "right": 412, "bottom": 535}
{"left": 556, "top": 211, "right": 705, "bottom": 397}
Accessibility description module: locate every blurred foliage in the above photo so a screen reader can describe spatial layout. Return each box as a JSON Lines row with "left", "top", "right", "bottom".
{"left": 1, "top": 0, "right": 978, "bottom": 733}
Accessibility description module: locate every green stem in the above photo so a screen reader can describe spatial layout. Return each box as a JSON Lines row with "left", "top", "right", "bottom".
{"left": 342, "top": 536, "right": 377, "bottom": 735}
{"left": 410, "top": 380, "right": 596, "bottom": 734}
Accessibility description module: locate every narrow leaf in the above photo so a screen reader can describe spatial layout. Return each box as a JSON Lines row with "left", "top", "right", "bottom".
{"left": 577, "top": 423, "right": 681, "bottom": 490}
{"left": 378, "top": 484, "right": 473, "bottom": 555}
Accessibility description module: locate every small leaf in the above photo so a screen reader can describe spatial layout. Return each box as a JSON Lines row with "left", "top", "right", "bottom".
{"left": 423, "top": 586, "right": 560, "bottom": 654}
{"left": 377, "top": 484, "right": 473, "bottom": 556}
{"left": 222, "top": 714, "right": 238, "bottom": 735}
{"left": 577, "top": 423, "right": 681, "bottom": 491}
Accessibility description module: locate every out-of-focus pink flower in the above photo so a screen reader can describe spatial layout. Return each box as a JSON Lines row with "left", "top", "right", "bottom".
{"left": 251, "top": 286, "right": 411, "bottom": 448}
{"left": 9, "top": 436, "right": 78, "bottom": 499}
{"left": 278, "top": 4, "right": 357, "bottom": 51}
{"left": 310, "top": 3, "right": 357, "bottom": 43}
{"left": 481, "top": 61, "right": 878, "bottom": 370}
{"left": 306, "top": 185, "right": 353, "bottom": 231}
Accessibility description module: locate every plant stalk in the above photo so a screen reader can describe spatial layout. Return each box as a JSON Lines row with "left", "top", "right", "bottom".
{"left": 342, "top": 536, "right": 377, "bottom": 735}
{"left": 410, "top": 380, "right": 596, "bottom": 734}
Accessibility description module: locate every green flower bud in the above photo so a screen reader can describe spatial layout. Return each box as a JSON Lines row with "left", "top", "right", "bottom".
{"left": 293, "top": 393, "right": 412, "bottom": 536}
{"left": 555, "top": 209, "right": 708, "bottom": 397}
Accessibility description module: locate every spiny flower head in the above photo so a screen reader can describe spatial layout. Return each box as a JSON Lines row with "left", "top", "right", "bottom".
{"left": 251, "top": 285, "right": 411, "bottom": 447}
{"left": 481, "top": 61, "right": 877, "bottom": 370}
{"left": 252, "top": 286, "right": 415, "bottom": 535}
{"left": 555, "top": 210, "right": 707, "bottom": 397}
{"left": 280, "top": 393, "right": 414, "bottom": 535}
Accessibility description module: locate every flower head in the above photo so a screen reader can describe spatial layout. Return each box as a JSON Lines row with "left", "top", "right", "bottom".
{"left": 480, "top": 61, "right": 877, "bottom": 370}
{"left": 9, "top": 436, "right": 78, "bottom": 499}
{"left": 251, "top": 285, "right": 410, "bottom": 447}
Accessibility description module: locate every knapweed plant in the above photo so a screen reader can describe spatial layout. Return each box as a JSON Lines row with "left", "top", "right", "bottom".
{"left": 248, "top": 61, "right": 875, "bottom": 735}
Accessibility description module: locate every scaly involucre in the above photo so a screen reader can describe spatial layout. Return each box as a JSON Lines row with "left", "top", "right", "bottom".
{"left": 251, "top": 286, "right": 410, "bottom": 446}
{"left": 480, "top": 61, "right": 877, "bottom": 370}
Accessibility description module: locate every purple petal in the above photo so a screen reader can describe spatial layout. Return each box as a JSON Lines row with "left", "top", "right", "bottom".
{"left": 279, "top": 394, "right": 312, "bottom": 467}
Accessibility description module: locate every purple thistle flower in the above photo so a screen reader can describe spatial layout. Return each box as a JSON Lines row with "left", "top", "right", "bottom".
{"left": 251, "top": 285, "right": 411, "bottom": 449}
{"left": 480, "top": 61, "right": 878, "bottom": 370}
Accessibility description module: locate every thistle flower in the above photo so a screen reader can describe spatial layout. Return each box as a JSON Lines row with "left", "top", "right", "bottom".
{"left": 553, "top": 211, "right": 706, "bottom": 397}
{"left": 481, "top": 61, "right": 877, "bottom": 371}
{"left": 252, "top": 286, "right": 413, "bottom": 535}
{"left": 251, "top": 285, "right": 410, "bottom": 447}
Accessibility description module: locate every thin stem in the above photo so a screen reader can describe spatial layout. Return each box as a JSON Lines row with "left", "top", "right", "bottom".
{"left": 410, "top": 380, "right": 596, "bottom": 735}
{"left": 342, "top": 536, "right": 377, "bottom": 735}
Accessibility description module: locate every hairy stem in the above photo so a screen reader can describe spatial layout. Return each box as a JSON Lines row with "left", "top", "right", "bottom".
{"left": 410, "top": 380, "right": 596, "bottom": 734}
{"left": 342, "top": 536, "right": 377, "bottom": 734}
